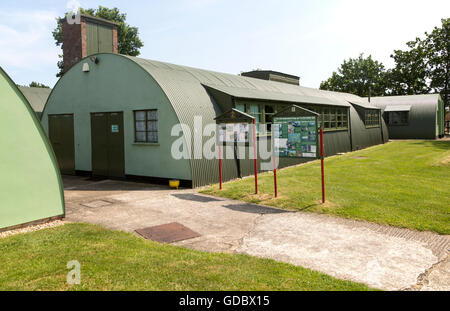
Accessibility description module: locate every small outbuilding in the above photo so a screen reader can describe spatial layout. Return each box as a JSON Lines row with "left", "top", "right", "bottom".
{"left": 371, "top": 94, "right": 445, "bottom": 139}
{"left": 41, "top": 53, "right": 388, "bottom": 187}
{"left": 0, "top": 67, "right": 65, "bottom": 231}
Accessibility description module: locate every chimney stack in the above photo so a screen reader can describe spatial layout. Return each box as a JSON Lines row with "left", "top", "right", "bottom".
{"left": 241, "top": 70, "right": 300, "bottom": 86}
{"left": 62, "top": 14, "right": 118, "bottom": 74}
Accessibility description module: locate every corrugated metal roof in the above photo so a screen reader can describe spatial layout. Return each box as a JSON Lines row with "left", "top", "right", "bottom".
{"left": 348, "top": 100, "right": 379, "bottom": 109}
{"left": 203, "top": 84, "right": 349, "bottom": 107}
{"left": 370, "top": 94, "right": 441, "bottom": 106}
{"left": 18, "top": 86, "right": 52, "bottom": 118}
{"left": 384, "top": 105, "right": 412, "bottom": 112}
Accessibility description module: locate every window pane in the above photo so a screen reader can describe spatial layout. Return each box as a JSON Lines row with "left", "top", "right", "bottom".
{"left": 147, "top": 121, "right": 157, "bottom": 131}
{"left": 135, "top": 111, "right": 146, "bottom": 121}
{"left": 148, "top": 132, "right": 158, "bottom": 143}
{"left": 136, "top": 121, "right": 146, "bottom": 131}
{"left": 235, "top": 103, "right": 246, "bottom": 112}
{"left": 249, "top": 104, "right": 260, "bottom": 114}
{"left": 265, "top": 105, "right": 275, "bottom": 114}
{"left": 147, "top": 110, "right": 158, "bottom": 120}
{"left": 136, "top": 131, "right": 146, "bottom": 142}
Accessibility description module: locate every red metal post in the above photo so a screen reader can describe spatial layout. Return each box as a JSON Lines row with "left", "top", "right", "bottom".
{"left": 253, "top": 119, "right": 258, "bottom": 194}
{"left": 320, "top": 128, "right": 325, "bottom": 204}
{"left": 219, "top": 145, "right": 223, "bottom": 190}
{"left": 273, "top": 156, "right": 278, "bottom": 198}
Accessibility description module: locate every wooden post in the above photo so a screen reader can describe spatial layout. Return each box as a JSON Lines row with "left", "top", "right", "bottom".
{"left": 253, "top": 119, "right": 258, "bottom": 194}
{"left": 320, "top": 128, "right": 325, "bottom": 204}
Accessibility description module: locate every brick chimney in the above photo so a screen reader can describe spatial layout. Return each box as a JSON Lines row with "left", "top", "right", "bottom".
{"left": 62, "top": 14, "right": 118, "bottom": 74}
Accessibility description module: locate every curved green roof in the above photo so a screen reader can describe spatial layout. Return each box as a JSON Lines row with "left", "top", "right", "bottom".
{"left": 126, "top": 55, "right": 370, "bottom": 108}
{"left": 18, "top": 86, "right": 52, "bottom": 118}
{"left": 0, "top": 67, "right": 64, "bottom": 230}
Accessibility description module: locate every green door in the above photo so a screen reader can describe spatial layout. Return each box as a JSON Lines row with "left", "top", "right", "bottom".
{"left": 98, "top": 24, "right": 113, "bottom": 53}
{"left": 86, "top": 22, "right": 113, "bottom": 55}
{"left": 86, "top": 22, "right": 99, "bottom": 55}
{"left": 48, "top": 114, "right": 75, "bottom": 175}
{"left": 90, "top": 112, "right": 125, "bottom": 178}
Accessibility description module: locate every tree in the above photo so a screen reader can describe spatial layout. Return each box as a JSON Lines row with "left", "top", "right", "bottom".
{"left": 53, "top": 6, "right": 144, "bottom": 77}
{"left": 320, "top": 54, "right": 388, "bottom": 97}
{"left": 387, "top": 38, "right": 431, "bottom": 96}
{"left": 424, "top": 18, "right": 449, "bottom": 108}
{"left": 387, "top": 18, "right": 449, "bottom": 108}
{"left": 29, "top": 82, "right": 50, "bottom": 88}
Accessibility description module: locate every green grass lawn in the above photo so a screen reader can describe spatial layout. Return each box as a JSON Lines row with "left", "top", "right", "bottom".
{"left": 0, "top": 223, "right": 372, "bottom": 291}
{"left": 201, "top": 141, "right": 450, "bottom": 234}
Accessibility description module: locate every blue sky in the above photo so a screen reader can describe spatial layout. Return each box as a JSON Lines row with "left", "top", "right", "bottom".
{"left": 0, "top": 0, "right": 448, "bottom": 88}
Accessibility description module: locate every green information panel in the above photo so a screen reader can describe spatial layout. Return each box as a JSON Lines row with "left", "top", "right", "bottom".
{"left": 273, "top": 116, "right": 318, "bottom": 158}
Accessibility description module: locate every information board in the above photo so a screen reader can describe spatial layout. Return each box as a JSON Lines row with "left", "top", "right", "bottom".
{"left": 218, "top": 123, "right": 249, "bottom": 144}
{"left": 273, "top": 116, "right": 318, "bottom": 158}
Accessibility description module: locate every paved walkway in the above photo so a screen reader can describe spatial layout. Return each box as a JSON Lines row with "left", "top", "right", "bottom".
{"left": 63, "top": 176, "right": 449, "bottom": 291}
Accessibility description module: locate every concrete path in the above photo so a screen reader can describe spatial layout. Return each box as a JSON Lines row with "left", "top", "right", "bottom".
{"left": 63, "top": 176, "right": 450, "bottom": 291}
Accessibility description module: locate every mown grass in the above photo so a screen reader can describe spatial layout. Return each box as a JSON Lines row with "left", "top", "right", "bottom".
{"left": 0, "top": 223, "right": 373, "bottom": 291}
{"left": 201, "top": 141, "right": 450, "bottom": 234}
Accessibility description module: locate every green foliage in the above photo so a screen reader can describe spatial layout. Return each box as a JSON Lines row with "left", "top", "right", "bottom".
{"left": 387, "top": 18, "right": 449, "bottom": 104}
{"left": 319, "top": 54, "right": 388, "bottom": 97}
{"left": 0, "top": 223, "right": 372, "bottom": 291}
{"left": 387, "top": 38, "right": 431, "bottom": 95}
{"left": 28, "top": 81, "right": 50, "bottom": 88}
{"left": 320, "top": 18, "right": 449, "bottom": 108}
{"left": 202, "top": 141, "right": 450, "bottom": 234}
{"left": 424, "top": 18, "right": 449, "bottom": 107}
{"left": 53, "top": 6, "right": 144, "bottom": 77}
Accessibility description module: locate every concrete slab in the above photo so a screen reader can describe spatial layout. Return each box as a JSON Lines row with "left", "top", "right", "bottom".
{"left": 63, "top": 176, "right": 449, "bottom": 291}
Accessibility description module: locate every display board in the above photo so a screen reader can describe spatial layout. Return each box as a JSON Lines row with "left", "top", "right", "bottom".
{"left": 273, "top": 116, "right": 319, "bottom": 158}
{"left": 218, "top": 123, "right": 249, "bottom": 144}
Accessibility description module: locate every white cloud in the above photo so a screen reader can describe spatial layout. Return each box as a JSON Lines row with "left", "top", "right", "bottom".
{"left": 0, "top": 9, "right": 59, "bottom": 73}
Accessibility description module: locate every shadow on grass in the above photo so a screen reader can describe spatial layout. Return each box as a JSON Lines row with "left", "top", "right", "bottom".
{"left": 408, "top": 140, "right": 450, "bottom": 151}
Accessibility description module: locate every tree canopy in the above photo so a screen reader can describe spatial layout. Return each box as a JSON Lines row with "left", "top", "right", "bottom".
{"left": 53, "top": 6, "right": 144, "bottom": 77}
{"left": 319, "top": 54, "right": 387, "bottom": 97}
{"left": 29, "top": 82, "right": 50, "bottom": 88}
{"left": 320, "top": 18, "right": 449, "bottom": 108}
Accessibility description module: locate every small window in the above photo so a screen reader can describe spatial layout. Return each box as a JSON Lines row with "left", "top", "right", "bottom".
{"left": 134, "top": 110, "right": 158, "bottom": 143}
{"left": 388, "top": 111, "right": 409, "bottom": 126}
{"left": 365, "top": 109, "right": 380, "bottom": 128}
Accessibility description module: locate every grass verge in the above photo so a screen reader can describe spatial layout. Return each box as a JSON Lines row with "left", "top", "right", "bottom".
{"left": 201, "top": 141, "right": 450, "bottom": 234}
{"left": 0, "top": 223, "right": 373, "bottom": 291}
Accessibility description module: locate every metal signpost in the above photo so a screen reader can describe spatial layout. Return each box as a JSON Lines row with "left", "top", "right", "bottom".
{"left": 273, "top": 105, "right": 325, "bottom": 203}
{"left": 215, "top": 109, "right": 257, "bottom": 194}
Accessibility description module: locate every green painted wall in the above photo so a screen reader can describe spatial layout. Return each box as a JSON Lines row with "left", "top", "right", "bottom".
{"left": 42, "top": 54, "right": 191, "bottom": 181}
{"left": 350, "top": 106, "right": 384, "bottom": 150}
{"left": 0, "top": 67, "right": 64, "bottom": 229}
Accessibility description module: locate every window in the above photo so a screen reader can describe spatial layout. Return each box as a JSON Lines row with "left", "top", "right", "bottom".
{"left": 134, "top": 110, "right": 158, "bottom": 143}
{"left": 321, "top": 107, "right": 348, "bottom": 131}
{"left": 364, "top": 109, "right": 380, "bottom": 128}
{"left": 235, "top": 103, "right": 246, "bottom": 113}
{"left": 234, "top": 102, "right": 349, "bottom": 134}
{"left": 387, "top": 111, "right": 408, "bottom": 126}
{"left": 264, "top": 105, "right": 276, "bottom": 132}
